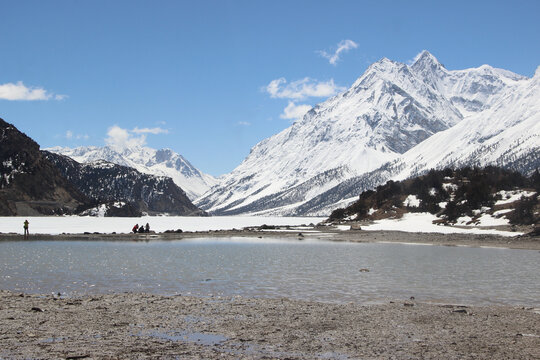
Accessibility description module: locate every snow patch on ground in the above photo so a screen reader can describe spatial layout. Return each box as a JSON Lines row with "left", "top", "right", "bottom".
{"left": 403, "top": 195, "right": 420, "bottom": 207}
{"left": 476, "top": 213, "right": 510, "bottom": 227}
{"left": 495, "top": 190, "right": 536, "bottom": 205}
{"left": 493, "top": 209, "right": 513, "bottom": 216}
{"left": 456, "top": 216, "right": 473, "bottom": 225}
{"left": 361, "top": 213, "right": 520, "bottom": 237}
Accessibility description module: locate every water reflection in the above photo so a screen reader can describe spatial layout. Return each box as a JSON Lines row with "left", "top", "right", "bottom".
{"left": 1, "top": 238, "right": 538, "bottom": 306}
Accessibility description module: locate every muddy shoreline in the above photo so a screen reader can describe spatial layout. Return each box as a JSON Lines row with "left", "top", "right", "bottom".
{"left": 1, "top": 290, "right": 539, "bottom": 359}
{"left": 1, "top": 226, "right": 539, "bottom": 250}
{"left": 1, "top": 229, "right": 539, "bottom": 358}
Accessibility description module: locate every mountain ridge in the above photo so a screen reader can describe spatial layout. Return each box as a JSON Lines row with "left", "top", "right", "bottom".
{"left": 0, "top": 118, "right": 89, "bottom": 215}
{"left": 46, "top": 144, "right": 217, "bottom": 201}
{"left": 44, "top": 151, "right": 206, "bottom": 216}
{"left": 197, "top": 51, "right": 534, "bottom": 216}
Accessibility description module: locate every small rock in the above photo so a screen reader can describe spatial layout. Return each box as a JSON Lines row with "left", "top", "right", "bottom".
{"left": 359, "top": 268, "right": 370, "bottom": 272}
{"left": 403, "top": 302, "right": 414, "bottom": 307}
{"left": 31, "top": 307, "right": 44, "bottom": 312}
{"left": 452, "top": 309, "right": 468, "bottom": 314}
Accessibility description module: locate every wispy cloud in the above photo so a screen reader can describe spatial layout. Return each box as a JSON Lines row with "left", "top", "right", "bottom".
{"left": 0, "top": 81, "right": 66, "bottom": 101}
{"left": 236, "top": 121, "right": 251, "bottom": 126}
{"left": 105, "top": 125, "right": 168, "bottom": 149}
{"left": 280, "top": 101, "right": 311, "bottom": 121}
{"left": 266, "top": 77, "right": 345, "bottom": 100}
{"left": 318, "top": 39, "right": 358, "bottom": 65}
{"left": 132, "top": 127, "right": 169, "bottom": 135}
{"left": 65, "top": 130, "right": 89, "bottom": 140}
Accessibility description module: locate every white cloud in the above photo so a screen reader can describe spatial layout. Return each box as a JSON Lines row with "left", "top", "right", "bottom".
{"left": 318, "top": 39, "right": 358, "bottom": 65}
{"left": 237, "top": 121, "right": 251, "bottom": 126}
{"left": 65, "top": 130, "right": 74, "bottom": 139}
{"left": 105, "top": 125, "right": 169, "bottom": 149}
{"left": 131, "top": 127, "right": 169, "bottom": 135}
{"left": 266, "top": 77, "right": 345, "bottom": 100}
{"left": 0, "top": 81, "right": 66, "bottom": 101}
{"left": 105, "top": 126, "right": 147, "bottom": 149}
{"left": 280, "top": 101, "right": 312, "bottom": 121}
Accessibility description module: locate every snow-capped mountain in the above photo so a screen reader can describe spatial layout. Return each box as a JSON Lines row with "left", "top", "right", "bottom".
{"left": 395, "top": 65, "right": 540, "bottom": 177}
{"left": 198, "top": 51, "right": 531, "bottom": 216}
{"left": 284, "top": 65, "right": 540, "bottom": 216}
{"left": 43, "top": 151, "right": 206, "bottom": 216}
{"left": 46, "top": 145, "right": 217, "bottom": 200}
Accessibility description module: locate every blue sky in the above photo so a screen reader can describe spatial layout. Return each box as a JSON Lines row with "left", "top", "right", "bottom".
{"left": 1, "top": 0, "right": 539, "bottom": 176}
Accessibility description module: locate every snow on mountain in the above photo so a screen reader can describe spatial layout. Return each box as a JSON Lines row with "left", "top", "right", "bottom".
{"left": 393, "top": 64, "right": 540, "bottom": 179}
{"left": 43, "top": 151, "right": 206, "bottom": 216}
{"left": 299, "top": 65, "right": 540, "bottom": 216}
{"left": 46, "top": 145, "right": 217, "bottom": 200}
{"left": 198, "top": 51, "right": 530, "bottom": 216}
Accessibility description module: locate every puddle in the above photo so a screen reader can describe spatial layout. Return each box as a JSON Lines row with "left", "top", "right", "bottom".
{"left": 144, "top": 330, "right": 227, "bottom": 346}
{"left": 141, "top": 329, "right": 352, "bottom": 358}
{"left": 40, "top": 337, "right": 65, "bottom": 343}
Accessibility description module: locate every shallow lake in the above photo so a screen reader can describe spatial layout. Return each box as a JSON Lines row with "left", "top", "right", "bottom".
{"left": 1, "top": 238, "right": 539, "bottom": 306}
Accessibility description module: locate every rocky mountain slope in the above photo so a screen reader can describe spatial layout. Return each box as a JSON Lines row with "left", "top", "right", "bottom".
{"left": 44, "top": 151, "right": 206, "bottom": 216}
{"left": 198, "top": 51, "right": 533, "bottom": 216}
{"left": 0, "top": 118, "right": 89, "bottom": 216}
{"left": 47, "top": 145, "right": 217, "bottom": 200}
{"left": 0, "top": 118, "right": 206, "bottom": 217}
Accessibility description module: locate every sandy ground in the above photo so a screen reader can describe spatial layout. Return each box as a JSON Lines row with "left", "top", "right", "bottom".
{"left": 1, "top": 290, "right": 539, "bottom": 359}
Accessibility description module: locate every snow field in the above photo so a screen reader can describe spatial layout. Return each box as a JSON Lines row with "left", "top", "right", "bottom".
{"left": 0, "top": 216, "right": 325, "bottom": 235}
{"left": 361, "top": 213, "right": 521, "bottom": 237}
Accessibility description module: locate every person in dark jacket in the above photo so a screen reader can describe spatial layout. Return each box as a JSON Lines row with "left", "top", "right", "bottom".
{"left": 23, "top": 219, "right": 29, "bottom": 239}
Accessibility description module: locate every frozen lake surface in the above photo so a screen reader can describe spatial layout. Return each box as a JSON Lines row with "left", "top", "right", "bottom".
{"left": 1, "top": 238, "right": 538, "bottom": 306}
{"left": 0, "top": 214, "right": 519, "bottom": 236}
{"left": 0, "top": 216, "right": 325, "bottom": 235}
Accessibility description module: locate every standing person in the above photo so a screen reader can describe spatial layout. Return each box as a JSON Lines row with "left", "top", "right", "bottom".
{"left": 23, "top": 219, "right": 29, "bottom": 239}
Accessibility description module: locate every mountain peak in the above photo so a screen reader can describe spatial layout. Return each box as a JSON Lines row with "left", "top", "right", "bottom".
{"left": 411, "top": 50, "right": 444, "bottom": 70}
{"left": 47, "top": 144, "right": 217, "bottom": 200}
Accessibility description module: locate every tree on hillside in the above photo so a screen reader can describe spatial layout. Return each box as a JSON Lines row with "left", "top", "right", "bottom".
{"left": 508, "top": 195, "right": 538, "bottom": 225}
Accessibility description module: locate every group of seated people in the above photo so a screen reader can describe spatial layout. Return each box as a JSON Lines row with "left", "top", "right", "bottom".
{"left": 132, "top": 223, "right": 150, "bottom": 233}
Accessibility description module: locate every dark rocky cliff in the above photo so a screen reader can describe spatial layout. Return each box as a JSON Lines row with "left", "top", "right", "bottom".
{"left": 43, "top": 151, "right": 206, "bottom": 216}
{"left": 0, "top": 118, "right": 89, "bottom": 215}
